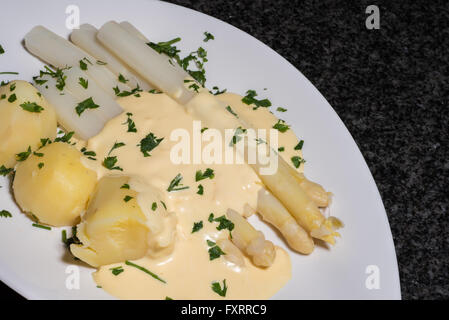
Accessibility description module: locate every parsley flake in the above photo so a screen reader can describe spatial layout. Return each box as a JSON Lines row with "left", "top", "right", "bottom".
{"left": 19, "top": 101, "right": 44, "bottom": 113}
{"left": 75, "top": 97, "right": 99, "bottom": 116}
{"left": 211, "top": 280, "right": 227, "bottom": 297}
{"left": 167, "top": 173, "right": 189, "bottom": 192}
{"left": 138, "top": 133, "right": 163, "bottom": 157}
{"left": 195, "top": 168, "right": 215, "bottom": 181}
{"left": 192, "top": 221, "right": 203, "bottom": 233}
{"left": 0, "top": 210, "right": 12, "bottom": 218}
{"left": 242, "top": 90, "right": 271, "bottom": 110}
{"left": 273, "top": 119, "right": 290, "bottom": 133}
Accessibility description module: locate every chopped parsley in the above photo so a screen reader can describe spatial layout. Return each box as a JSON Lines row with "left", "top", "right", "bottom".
{"left": 32, "top": 223, "right": 51, "bottom": 230}
{"left": 291, "top": 156, "right": 306, "bottom": 168}
{"left": 138, "top": 132, "right": 163, "bottom": 157}
{"left": 294, "top": 140, "right": 304, "bottom": 150}
{"left": 0, "top": 72, "right": 18, "bottom": 75}
{"left": 211, "top": 279, "right": 227, "bottom": 297}
{"left": 16, "top": 146, "right": 31, "bottom": 162}
{"left": 79, "top": 58, "right": 89, "bottom": 70}
{"left": 78, "top": 77, "right": 88, "bottom": 89}
{"left": 80, "top": 147, "right": 97, "bottom": 160}
{"left": 209, "top": 86, "right": 226, "bottom": 95}
{"left": 102, "top": 156, "right": 123, "bottom": 171}
{"left": 113, "top": 85, "right": 142, "bottom": 97}
{"left": 0, "top": 210, "right": 12, "bottom": 218}
{"left": 230, "top": 127, "right": 247, "bottom": 146}
{"left": 208, "top": 244, "right": 226, "bottom": 260}
{"left": 191, "top": 221, "right": 203, "bottom": 233}
{"left": 75, "top": 97, "right": 99, "bottom": 116}
{"left": 108, "top": 141, "right": 125, "bottom": 155}
{"left": 203, "top": 32, "right": 215, "bottom": 42}
{"left": 188, "top": 82, "right": 200, "bottom": 93}
{"left": 54, "top": 131, "right": 75, "bottom": 144}
{"left": 242, "top": 90, "right": 271, "bottom": 110}
{"left": 208, "top": 213, "right": 235, "bottom": 232}
{"left": 62, "top": 226, "right": 82, "bottom": 248}
{"left": 147, "top": 38, "right": 181, "bottom": 58}
{"left": 167, "top": 173, "right": 189, "bottom": 192}
{"left": 118, "top": 74, "right": 128, "bottom": 83}
{"left": 110, "top": 266, "right": 124, "bottom": 276}
{"left": 123, "top": 195, "right": 133, "bottom": 202}
{"left": 195, "top": 168, "right": 215, "bottom": 181}
{"left": 197, "top": 184, "right": 204, "bottom": 195}
{"left": 122, "top": 112, "right": 137, "bottom": 133}
{"left": 0, "top": 165, "right": 14, "bottom": 176}
{"left": 273, "top": 119, "right": 290, "bottom": 133}
{"left": 19, "top": 101, "right": 44, "bottom": 113}
{"left": 40, "top": 138, "right": 51, "bottom": 148}
{"left": 103, "top": 142, "right": 125, "bottom": 170}
{"left": 8, "top": 93, "right": 16, "bottom": 103}
{"left": 147, "top": 36, "right": 209, "bottom": 86}
{"left": 35, "top": 66, "right": 70, "bottom": 91}
{"left": 125, "top": 260, "right": 166, "bottom": 283}
{"left": 225, "top": 105, "right": 238, "bottom": 118}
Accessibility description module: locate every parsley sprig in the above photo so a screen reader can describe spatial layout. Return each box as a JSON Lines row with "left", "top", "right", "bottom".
{"left": 138, "top": 132, "right": 163, "bottom": 157}
{"left": 167, "top": 173, "right": 189, "bottom": 192}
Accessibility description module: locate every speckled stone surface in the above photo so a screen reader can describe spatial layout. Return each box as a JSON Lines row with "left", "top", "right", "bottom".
{"left": 166, "top": 0, "right": 449, "bottom": 299}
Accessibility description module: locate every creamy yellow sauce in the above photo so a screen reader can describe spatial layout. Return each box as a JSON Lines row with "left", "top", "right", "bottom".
{"left": 81, "top": 92, "right": 304, "bottom": 300}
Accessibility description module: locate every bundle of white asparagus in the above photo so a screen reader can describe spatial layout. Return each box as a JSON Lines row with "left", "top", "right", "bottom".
{"left": 23, "top": 21, "right": 342, "bottom": 264}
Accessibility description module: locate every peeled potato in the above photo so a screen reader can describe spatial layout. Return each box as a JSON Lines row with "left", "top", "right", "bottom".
{"left": 70, "top": 176, "right": 150, "bottom": 267}
{"left": 13, "top": 142, "right": 97, "bottom": 226}
{"left": 0, "top": 80, "right": 57, "bottom": 168}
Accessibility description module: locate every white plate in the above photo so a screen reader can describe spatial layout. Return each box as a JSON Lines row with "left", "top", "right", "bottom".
{"left": 0, "top": 0, "right": 400, "bottom": 299}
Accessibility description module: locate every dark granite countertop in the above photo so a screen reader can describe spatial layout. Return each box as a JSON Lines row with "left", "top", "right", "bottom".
{"left": 166, "top": 0, "right": 448, "bottom": 299}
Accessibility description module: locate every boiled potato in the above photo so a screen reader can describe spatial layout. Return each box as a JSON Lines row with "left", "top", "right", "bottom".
{"left": 70, "top": 176, "right": 150, "bottom": 267}
{"left": 0, "top": 80, "right": 57, "bottom": 168}
{"left": 13, "top": 142, "right": 97, "bottom": 226}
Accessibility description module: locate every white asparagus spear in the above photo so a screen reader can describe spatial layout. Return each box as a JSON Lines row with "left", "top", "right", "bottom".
{"left": 60, "top": 66, "right": 123, "bottom": 122}
{"left": 35, "top": 75, "right": 106, "bottom": 140}
{"left": 257, "top": 188, "right": 314, "bottom": 254}
{"left": 119, "top": 21, "right": 150, "bottom": 42}
{"left": 97, "top": 21, "right": 194, "bottom": 104}
{"left": 226, "top": 209, "right": 276, "bottom": 268}
{"left": 292, "top": 171, "right": 331, "bottom": 207}
{"left": 216, "top": 239, "right": 245, "bottom": 268}
{"left": 70, "top": 24, "right": 152, "bottom": 91}
{"left": 24, "top": 26, "right": 130, "bottom": 98}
